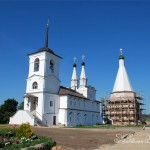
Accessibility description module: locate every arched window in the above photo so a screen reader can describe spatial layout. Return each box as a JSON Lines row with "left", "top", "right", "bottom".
{"left": 32, "top": 82, "right": 38, "bottom": 89}
{"left": 50, "top": 60, "right": 54, "bottom": 73}
{"left": 77, "top": 113, "right": 80, "bottom": 123}
{"left": 96, "top": 115, "right": 99, "bottom": 121}
{"left": 34, "top": 58, "right": 39, "bottom": 72}
{"left": 84, "top": 114, "right": 87, "bottom": 122}
{"left": 69, "top": 112, "right": 74, "bottom": 122}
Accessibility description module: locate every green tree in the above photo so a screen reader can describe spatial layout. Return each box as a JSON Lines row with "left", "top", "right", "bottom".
{"left": 0, "top": 99, "right": 18, "bottom": 113}
{"left": 0, "top": 99, "right": 18, "bottom": 123}
{"left": 18, "top": 101, "right": 24, "bottom": 110}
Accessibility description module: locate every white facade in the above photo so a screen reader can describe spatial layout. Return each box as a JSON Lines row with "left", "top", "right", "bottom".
{"left": 58, "top": 87, "right": 101, "bottom": 126}
{"left": 9, "top": 25, "right": 102, "bottom": 126}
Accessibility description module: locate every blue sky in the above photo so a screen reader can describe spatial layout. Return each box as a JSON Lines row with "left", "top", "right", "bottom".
{"left": 0, "top": 0, "right": 149, "bottom": 113}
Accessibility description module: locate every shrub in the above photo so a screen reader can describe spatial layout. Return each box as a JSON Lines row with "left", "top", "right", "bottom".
{"left": 0, "top": 124, "right": 55, "bottom": 150}
{"left": 16, "top": 123, "right": 33, "bottom": 138}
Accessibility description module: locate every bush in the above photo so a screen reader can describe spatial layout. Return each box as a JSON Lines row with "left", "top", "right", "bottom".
{"left": 0, "top": 125, "right": 55, "bottom": 150}
{"left": 16, "top": 123, "right": 33, "bottom": 138}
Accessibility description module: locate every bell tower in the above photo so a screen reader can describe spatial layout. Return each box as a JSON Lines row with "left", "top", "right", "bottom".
{"left": 24, "top": 21, "right": 62, "bottom": 122}
{"left": 26, "top": 21, "right": 62, "bottom": 94}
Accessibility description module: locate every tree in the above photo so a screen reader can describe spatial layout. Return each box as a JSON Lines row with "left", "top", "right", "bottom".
{"left": 0, "top": 99, "right": 18, "bottom": 123}
{"left": 18, "top": 101, "right": 24, "bottom": 110}
{"left": 0, "top": 99, "right": 18, "bottom": 113}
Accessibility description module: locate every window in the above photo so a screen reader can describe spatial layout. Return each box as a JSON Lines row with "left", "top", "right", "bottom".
{"left": 50, "top": 60, "right": 54, "bottom": 73}
{"left": 34, "top": 58, "right": 39, "bottom": 72}
{"left": 69, "top": 112, "right": 74, "bottom": 122}
{"left": 84, "top": 114, "right": 87, "bottom": 122}
{"left": 77, "top": 113, "right": 80, "bottom": 122}
{"left": 70, "top": 101, "right": 72, "bottom": 106}
{"left": 50, "top": 101, "right": 53, "bottom": 107}
{"left": 32, "top": 82, "right": 38, "bottom": 89}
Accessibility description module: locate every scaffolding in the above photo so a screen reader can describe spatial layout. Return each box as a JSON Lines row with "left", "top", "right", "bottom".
{"left": 105, "top": 93, "right": 144, "bottom": 125}
{"left": 101, "top": 98, "right": 107, "bottom": 123}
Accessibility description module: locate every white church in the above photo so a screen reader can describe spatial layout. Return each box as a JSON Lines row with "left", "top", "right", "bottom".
{"left": 9, "top": 23, "right": 102, "bottom": 126}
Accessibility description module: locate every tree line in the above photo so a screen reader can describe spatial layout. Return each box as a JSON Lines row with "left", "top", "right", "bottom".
{"left": 0, "top": 99, "right": 24, "bottom": 124}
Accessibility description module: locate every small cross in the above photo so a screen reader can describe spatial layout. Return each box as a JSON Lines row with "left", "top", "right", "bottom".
{"left": 82, "top": 55, "right": 85, "bottom": 62}
{"left": 120, "top": 48, "right": 123, "bottom": 55}
{"left": 47, "top": 19, "right": 49, "bottom": 27}
{"left": 73, "top": 57, "right": 76, "bottom": 63}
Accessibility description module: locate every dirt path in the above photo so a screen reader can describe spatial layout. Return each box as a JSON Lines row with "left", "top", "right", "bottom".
{"left": 31, "top": 127, "right": 138, "bottom": 150}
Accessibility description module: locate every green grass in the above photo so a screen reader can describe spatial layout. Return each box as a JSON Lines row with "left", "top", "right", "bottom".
{"left": 0, "top": 128, "right": 14, "bottom": 135}
{"left": 68, "top": 124, "right": 147, "bottom": 129}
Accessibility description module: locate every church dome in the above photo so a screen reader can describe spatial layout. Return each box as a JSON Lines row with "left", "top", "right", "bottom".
{"left": 82, "top": 62, "right": 85, "bottom": 66}
{"left": 73, "top": 63, "right": 77, "bottom": 67}
{"left": 119, "top": 55, "right": 125, "bottom": 60}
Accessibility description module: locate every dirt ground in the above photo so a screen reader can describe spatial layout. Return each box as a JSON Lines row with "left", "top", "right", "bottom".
{"left": 31, "top": 127, "right": 140, "bottom": 150}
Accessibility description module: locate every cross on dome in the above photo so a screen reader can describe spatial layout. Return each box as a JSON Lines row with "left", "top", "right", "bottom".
{"left": 73, "top": 57, "right": 76, "bottom": 63}
{"left": 120, "top": 48, "right": 123, "bottom": 55}
{"left": 47, "top": 19, "right": 49, "bottom": 27}
{"left": 82, "top": 55, "right": 85, "bottom": 62}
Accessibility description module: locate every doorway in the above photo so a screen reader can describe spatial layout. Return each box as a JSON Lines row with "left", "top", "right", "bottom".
{"left": 53, "top": 116, "right": 56, "bottom": 125}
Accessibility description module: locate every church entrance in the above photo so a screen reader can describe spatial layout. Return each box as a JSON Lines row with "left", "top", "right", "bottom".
{"left": 25, "top": 94, "right": 38, "bottom": 113}
{"left": 53, "top": 116, "right": 56, "bottom": 125}
{"left": 30, "top": 97, "right": 38, "bottom": 112}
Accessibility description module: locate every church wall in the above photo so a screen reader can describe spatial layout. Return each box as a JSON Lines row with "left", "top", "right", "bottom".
{"left": 44, "top": 53, "right": 60, "bottom": 77}
{"left": 77, "top": 87, "right": 88, "bottom": 98}
{"left": 24, "top": 97, "right": 30, "bottom": 111}
{"left": 28, "top": 52, "right": 46, "bottom": 77}
{"left": 43, "top": 113, "right": 58, "bottom": 125}
{"left": 58, "top": 109, "right": 66, "bottom": 125}
{"left": 87, "top": 87, "right": 96, "bottom": 100}
{"left": 60, "top": 96, "right": 68, "bottom": 108}
{"left": 44, "top": 93, "right": 59, "bottom": 114}
{"left": 26, "top": 76, "right": 44, "bottom": 93}
{"left": 65, "top": 110, "right": 101, "bottom": 126}
{"left": 110, "top": 92, "right": 135, "bottom": 98}
{"left": 58, "top": 95, "right": 101, "bottom": 126}
{"left": 77, "top": 86, "right": 96, "bottom": 101}
{"left": 44, "top": 76, "right": 60, "bottom": 93}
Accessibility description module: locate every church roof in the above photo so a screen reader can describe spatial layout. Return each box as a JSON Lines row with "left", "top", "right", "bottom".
{"left": 28, "top": 47, "right": 62, "bottom": 59}
{"left": 112, "top": 49, "right": 133, "bottom": 93}
{"left": 59, "top": 86, "right": 89, "bottom": 100}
